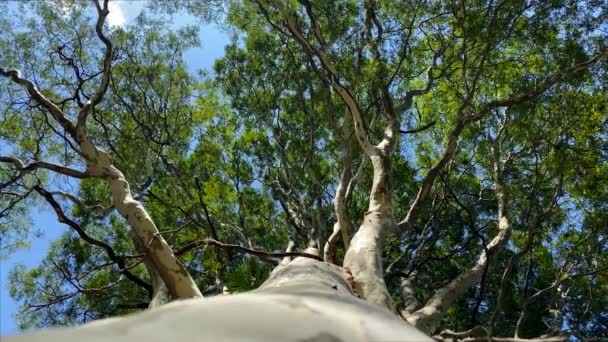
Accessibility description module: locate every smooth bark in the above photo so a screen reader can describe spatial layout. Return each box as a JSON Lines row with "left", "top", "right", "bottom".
{"left": 343, "top": 155, "right": 396, "bottom": 312}
{"left": 5, "top": 258, "right": 431, "bottom": 342}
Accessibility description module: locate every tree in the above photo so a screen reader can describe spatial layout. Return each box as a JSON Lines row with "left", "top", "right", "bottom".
{"left": 1, "top": 0, "right": 607, "bottom": 341}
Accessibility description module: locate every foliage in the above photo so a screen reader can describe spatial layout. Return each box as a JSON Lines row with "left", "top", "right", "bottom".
{"left": 0, "top": 0, "right": 606, "bottom": 339}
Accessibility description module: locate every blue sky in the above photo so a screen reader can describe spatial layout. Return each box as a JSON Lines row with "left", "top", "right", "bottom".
{"left": 0, "top": 1, "right": 229, "bottom": 335}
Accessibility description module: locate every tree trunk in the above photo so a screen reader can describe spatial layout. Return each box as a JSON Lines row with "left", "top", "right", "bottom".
{"left": 5, "top": 258, "right": 431, "bottom": 342}
{"left": 343, "top": 155, "right": 396, "bottom": 313}
{"left": 76, "top": 127, "right": 202, "bottom": 300}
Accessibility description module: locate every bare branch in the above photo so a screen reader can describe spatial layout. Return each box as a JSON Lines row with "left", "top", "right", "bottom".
{"left": 33, "top": 185, "right": 152, "bottom": 294}
{"left": 175, "top": 238, "right": 324, "bottom": 262}
{"left": 1, "top": 156, "right": 90, "bottom": 179}
{"left": 400, "top": 121, "right": 437, "bottom": 135}
{"left": 77, "top": 0, "right": 113, "bottom": 127}
{"left": 466, "top": 50, "right": 608, "bottom": 123}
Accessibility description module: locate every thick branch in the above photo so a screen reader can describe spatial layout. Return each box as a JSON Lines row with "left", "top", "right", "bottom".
{"left": 399, "top": 273, "right": 421, "bottom": 317}
{"left": 324, "top": 117, "right": 354, "bottom": 263}
{"left": 3, "top": 0, "right": 201, "bottom": 302}
{"left": 0, "top": 68, "right": 77, "bottom": 140}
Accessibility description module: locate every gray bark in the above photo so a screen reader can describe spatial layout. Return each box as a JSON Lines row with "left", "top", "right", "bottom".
{"left": 400, "top": 274, "right": 420, "bottom": 318}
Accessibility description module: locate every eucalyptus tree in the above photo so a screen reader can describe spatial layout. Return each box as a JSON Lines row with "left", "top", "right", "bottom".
{"left": 1, "top": 0, "right": 606, "bottom": 341}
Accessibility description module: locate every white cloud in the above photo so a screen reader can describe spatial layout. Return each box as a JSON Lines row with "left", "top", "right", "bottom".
{"left": 107, "top": 1, "right": 126, "bottom": 27}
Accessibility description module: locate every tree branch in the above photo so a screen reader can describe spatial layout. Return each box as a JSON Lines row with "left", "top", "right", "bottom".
{"left": 175, "top": 238, "right": 324, "bottom": 262}
{"left": 1, "top": 156, "right": 90, "bottom": 179}
{"left": 0, "top": 68, "right": 77, "bottom": 140}
{"left": 77, "top": 0, "right": 113, "bottom": 127}
{"left": 466, "top": 49, "right": 608, "bottom": 124}
{"left": 406, "top": 128, "right": 511, "bottom": 334}
{"left": 264, "top": 0, "right": 379, "bottom": 156}
{"left": 33, "top": 185, "right": 152, "bottom": 295}
{"left": 397, "top": 49, "right": 607, "bottom": 234}
{"left": 400, "top": 121, "right": 437, "bottom": 134}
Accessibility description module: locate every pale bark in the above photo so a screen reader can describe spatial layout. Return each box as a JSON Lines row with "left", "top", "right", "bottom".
{"left": 324, "top": 121, "right": 354, "bottom": 263}
{"left": 1, "top": 54, "right": 201, "bottom": 302}
{"left": 265, "top": 0, "right": 440, "bottom": 314}
{"left": 406, "top": 134, "right": 510, "bottom": 334}
{"left": 280, "top": 240, "right": 296, "bottom": 266}
{"left": 131, "top": 232, "right": 171, "bottom": 308}
{"left": 74, "top": 127, "right": 201, "bottom": 299}
{"left": 6, "top": 258, "right": 432, "bottom": 342}
{"left": 270, "top": 5, "right": 400, "bottom": 306}
{"left": 145, "top": 264, "right": 171, "bottom": 309}
{"left": 343, "top": 155, "right": 396, "bottom": 312}
{"left": 2, "top": 141, "right": 202, "bottom": 299}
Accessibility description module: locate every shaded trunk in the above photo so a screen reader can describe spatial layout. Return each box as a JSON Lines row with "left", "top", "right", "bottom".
{"left": 400, "top": 274, "right": 420, "bottom": 318}
{"left": 343, "top": 155, "right": 396, "bottom": 312}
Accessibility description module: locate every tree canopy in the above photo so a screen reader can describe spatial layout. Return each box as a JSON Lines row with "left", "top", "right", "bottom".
{"left": 1, "top": 0, "right": 607, "bottom": 340}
